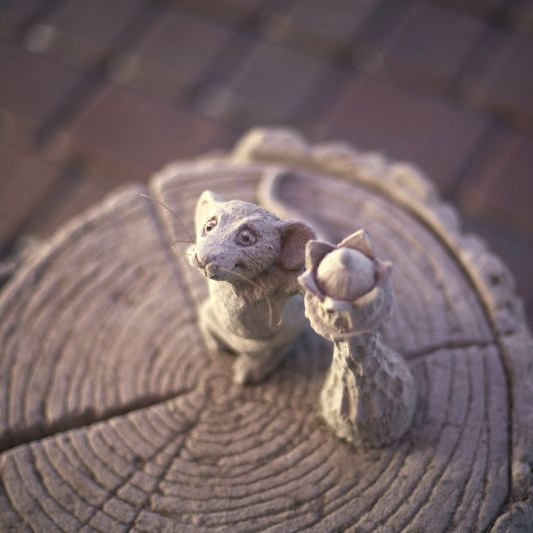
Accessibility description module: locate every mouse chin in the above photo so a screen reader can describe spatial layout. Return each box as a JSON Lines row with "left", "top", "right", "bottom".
{"left": 199, "top": 264, "right": 223, "bottom": 280}
{"left": 203, "top": 269, "right": 221, "bottom": 280}
{"left": 198, "top": 264, "right": 238, "bottom": 282}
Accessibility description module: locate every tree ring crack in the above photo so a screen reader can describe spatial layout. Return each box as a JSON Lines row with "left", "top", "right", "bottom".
{"left": 0, "top": 389, "right": 193, "bottom": 454}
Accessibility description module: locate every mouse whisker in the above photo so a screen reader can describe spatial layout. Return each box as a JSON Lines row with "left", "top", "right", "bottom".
{"left": 217, "top": 267, "right": 278, "bottom": 328}
{"left": 170, "top": 244, "right": 191, "bottom": 259}
{"left": 171, "top": 239, "right": 196, "bottom": 244}
{"left": 140, "top": 193, "right": 195, "bottom": 244}
{"left": 255, "top": 276, "right": 283, "bottom": 328}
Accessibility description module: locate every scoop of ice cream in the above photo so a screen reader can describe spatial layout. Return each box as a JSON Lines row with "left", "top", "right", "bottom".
{"left": 316, "top": 248, "right": 375, "bottom": 301}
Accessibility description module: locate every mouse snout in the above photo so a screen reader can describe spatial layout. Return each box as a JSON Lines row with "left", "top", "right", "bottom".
{"left": 196, "top": 251, "right": 216, "bottom": 268}
{"left": 196, "top": 251, "right": 223, "bottom": 279}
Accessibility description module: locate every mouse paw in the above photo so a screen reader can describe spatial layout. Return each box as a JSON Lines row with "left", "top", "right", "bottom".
{"left": 232, "top": 350, "right": 286, "bottom": 385}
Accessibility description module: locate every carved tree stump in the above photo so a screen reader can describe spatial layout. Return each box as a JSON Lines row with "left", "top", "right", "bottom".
{"left": 1, "top": 128, "right": 532, "bottom": 531}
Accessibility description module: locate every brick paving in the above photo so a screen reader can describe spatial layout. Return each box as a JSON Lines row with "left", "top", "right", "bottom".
{"left": 353, "top": 2, "right": 486, "bottom": 90}
{"left": 0, "top": 0, "right": 532, "bottom": 327}
{"left": 315, "top": 75, "right": 490, "bottom": 192}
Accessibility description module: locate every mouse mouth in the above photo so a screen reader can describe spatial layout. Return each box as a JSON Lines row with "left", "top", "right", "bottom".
{"left": 202, "top": 262, "right": 239, "bottom": 281}
{"left": 200, "top": 261, "right": 252, "bottom": 282}
{"left": 203, "top": 262, "right": 220, "bottom": 279}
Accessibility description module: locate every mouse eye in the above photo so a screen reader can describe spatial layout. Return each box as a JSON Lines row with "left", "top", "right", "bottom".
{"left": 236, "top": 228, "right": 257, "bottom": 247}
{"left": 203, "top": 217, "right": 217, "bottom": 234}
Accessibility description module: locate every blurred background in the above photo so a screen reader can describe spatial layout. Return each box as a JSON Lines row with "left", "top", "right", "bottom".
{"left": 0, "top": 0, "right": 531, "bottom": 326}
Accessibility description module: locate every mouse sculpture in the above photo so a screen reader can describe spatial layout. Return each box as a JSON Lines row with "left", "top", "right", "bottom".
{"left": 186, "top": 188, "right": 415, "bottom": 447}
{"left": 187, "top": 190, "right": 316, "bottom": 384}
{"left": 298, "top": 230, "right": 417, "bottom": 447}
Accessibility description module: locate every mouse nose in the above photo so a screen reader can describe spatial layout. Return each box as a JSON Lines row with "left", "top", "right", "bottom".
{"left": 196, "top": 252, "right": 216, "bottom": 269}
{"left": 196, "top": 252, "right": 221, "bottom": 279}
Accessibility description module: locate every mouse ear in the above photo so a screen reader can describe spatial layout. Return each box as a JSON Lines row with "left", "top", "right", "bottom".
{"left": 195, "top": 190, "right": 224, "bottom": 230}
{"left": 278, "top": 220, "right": 317, "bottom": 271}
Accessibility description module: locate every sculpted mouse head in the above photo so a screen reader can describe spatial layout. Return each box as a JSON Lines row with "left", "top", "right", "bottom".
{"left": 188, "top": 190, "right": 316, "bottom": 282}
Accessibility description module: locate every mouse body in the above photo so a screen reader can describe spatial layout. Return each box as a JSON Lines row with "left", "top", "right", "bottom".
{"left": 187, "top": 190, "right": 316, "bottom": 384}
